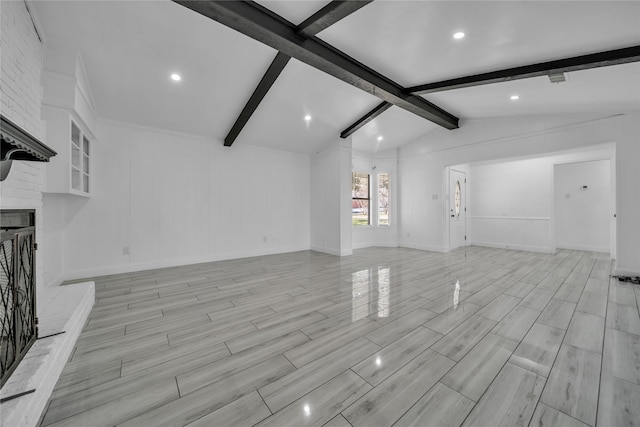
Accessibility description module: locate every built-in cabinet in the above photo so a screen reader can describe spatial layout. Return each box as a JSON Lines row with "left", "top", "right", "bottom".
{"left": 43, "top": 108, "right": 93, "bottom": 196}
{"left": 71, "top": 121, "right": 90, "bottom": 193}
{"left": 42, "top": 48, "right": 97, "bottom": 197}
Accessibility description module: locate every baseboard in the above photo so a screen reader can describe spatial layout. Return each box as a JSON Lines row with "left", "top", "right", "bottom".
{"left": 61, "top": 245, "right": 310, "bottom": 281}
{"left": 556, "top": 243, "right": 610, "bottom": 253}
{"left": 399, "top": 242, "right": 445, "bottom": 253}
{"left": 353, "top": 241, "right": 399, "bottom": 250}
{"left": 310, "top": 245, "right": 352, "bottom": 256}
{"left": 614, "top": 266, "right": 640, "bottom": 276}
{"left": 470, "top": 240, "right": 554, "bottom": 254}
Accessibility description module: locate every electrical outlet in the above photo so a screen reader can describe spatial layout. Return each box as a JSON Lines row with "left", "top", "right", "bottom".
{"left": 123, "top": 246, "right": 130, "bottom": 255}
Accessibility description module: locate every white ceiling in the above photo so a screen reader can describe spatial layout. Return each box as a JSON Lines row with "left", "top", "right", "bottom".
{"left": 33, "top": 1, "right": 640, "bottom": 154}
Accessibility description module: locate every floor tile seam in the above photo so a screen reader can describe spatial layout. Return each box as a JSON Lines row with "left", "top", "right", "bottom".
{"left": 120, "top": 342, "right": 228, "bottom": 378}
{"left": 263, "top": 341, "right": 381, "bottom": 406}
{"left": 593, "top": 287, "right": 613, "bottom": 427}
{"left": 365, "top": 307, "right": 431, "bottom": 335}
{"left": 547, "top": 402, "right": 598, "bottom": 427}
{"left": 382, "top": 381, "right": 457, "bottom": 427}
{"left": 42, "top": 374, "right": 181, "bottom": 427}
{"left": 500, "top": 281, "right": 569, "bottom": 377}
{"left": 448, "top": 339, "right": 519, "bottom": 405}
{"left": 537, "top": 321, "right": 600, "bottom": 424}
{"left": 604, "top": 318, "right": 640, "bottom": 340}
{"left": 255, "top": 388, "right": 274, "bottom": 418}
{"left": 343, "top": 349, "right": 457, "bottom": 427}
{"left": 512, "top": 325, "right": 568, "bottom": 379}
{"left": 125, "top": 316, "right": 214, "bottom": 339}
{"left": 355, "top": 333, "right": 441, "bottom": 387}
{"left": 169, "top": 348, "right": 249, "bottom": 396}
{"left": 459, "top": 359, "right": 549, "bottom": 427}
{"left": 432, "top": 317, "right": 500, "bottom": 365}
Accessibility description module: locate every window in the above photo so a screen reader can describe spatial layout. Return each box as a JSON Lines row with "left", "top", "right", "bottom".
{"left": 454, "top": 180, "right": 461, "bottom": 217}
{"left": 352, "top": 172, "right": 370, "bottom": 226}
{"left": 378, "top": 173, "right": 390, "bottom": 226}
{"left": 71, "top": 121, "right": 90, "bottom": 193}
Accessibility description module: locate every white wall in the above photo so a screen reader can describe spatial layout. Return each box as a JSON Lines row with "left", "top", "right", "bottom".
{"left": 58, "top": 119, "right": 311, "bottom": 279}
{"left": 470, "top": 158, "right": 553, "bottom": 252}
{"left": 352, "top": 152, "right": 398, "bottom": 249}
{"left": 310, "top": 140, "right": 352, "bottom": 256}
{"left": 0, "top": 0, "right": 47, "bottom": 289}
{"left": 398, "top": 112, "right": 639, "bottom": 274}
{"left": 555, "top": 160, "right": 611, "bottom": 252}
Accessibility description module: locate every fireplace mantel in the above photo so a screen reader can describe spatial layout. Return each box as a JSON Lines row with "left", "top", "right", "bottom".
{"left": 0, "top": 115, "right": 57, "bottom": 181}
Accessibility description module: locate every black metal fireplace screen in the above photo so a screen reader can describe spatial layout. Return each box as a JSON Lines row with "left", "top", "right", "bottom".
{"left": 0, "top": 210, "right": 37, "bottom": 389}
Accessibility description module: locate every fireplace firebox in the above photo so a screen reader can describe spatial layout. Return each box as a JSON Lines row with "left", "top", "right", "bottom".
{"left": 0, "top": 209, "right": 37, "bottom": 389}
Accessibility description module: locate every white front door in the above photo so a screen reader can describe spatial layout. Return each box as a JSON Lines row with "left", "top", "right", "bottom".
{"left": 449, "top": 169, "right": 466, "bottom": 249}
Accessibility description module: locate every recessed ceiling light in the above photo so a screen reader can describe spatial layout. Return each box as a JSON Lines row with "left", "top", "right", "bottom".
{"left": 453, "top": 32, "right": 465, "bottom": 40}
{"left": 304, "top": 115, "right": 312, "bottom": 121}
{"left": 170, "top": 73, "right": 181, "bottom": 82}
{"left": 377, "top": 136, "right": 383, "bottom": 141}
{"left": 510, "top": 95, "right": 520, "bottom": 100}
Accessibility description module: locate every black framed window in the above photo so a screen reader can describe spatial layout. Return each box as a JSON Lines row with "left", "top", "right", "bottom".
{"left": 352, "top": 172, "right": 370, "bottom": 226}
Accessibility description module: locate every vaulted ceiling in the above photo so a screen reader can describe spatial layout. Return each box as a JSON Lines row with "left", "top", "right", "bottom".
{"left": 33, "top": 1, "right": 640, "bottom": 154}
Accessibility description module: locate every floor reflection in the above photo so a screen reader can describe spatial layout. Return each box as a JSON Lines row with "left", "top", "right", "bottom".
{"left": 351, "top": 267, "right": 391, "bottom": 322}
{"left": 453, "top": 279, "right": 460, "bottom": 309}
{"left": 378, "top": 267, "right": 390, "bottom": 318}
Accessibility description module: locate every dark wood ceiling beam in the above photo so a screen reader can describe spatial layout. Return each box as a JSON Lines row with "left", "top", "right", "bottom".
{"left": 340, "top": 45, "right": 640, "bottom": 138}
{"left": 340, "top": 101, "right": 391, "bottom": 138}
{"left": 175, "top": 0, "right": 460, "bottom": 134}
{"left": 408, "top": 45, "right": 640, "bottom": 94}
{"left": 222, "top": 0, "right": 374, "bottom": 146}
{"left": 297, "top": 1, "right": 373, "bottom": 37}
{"left": 224, "top": 52, "right": 291, "bottom": 146}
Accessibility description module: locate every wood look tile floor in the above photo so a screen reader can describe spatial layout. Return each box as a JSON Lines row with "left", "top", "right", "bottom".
{"left": 39, "top": 247, "right": 640, "bottom": 427}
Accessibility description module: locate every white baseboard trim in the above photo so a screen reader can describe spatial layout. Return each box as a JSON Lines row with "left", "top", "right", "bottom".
{"left": 61, "top": 245, "right": 310, "bottom": 281}
{"left": 470, "top": 241, "right": 554, "bottom": 254}
{"left": 310, "top": 245, "right": 352, "bottom": 256}
{"left": 0, "top": 281, "right": 94, "bottom": 427}
{"left": 614, "top": 266, "right": 640, "bottom": 276}
{"left": 556, "top": 243, "right": 610, "bottom": 253}
{"left": 352, "top": 242, "right": 399, "bottom": 250}
{"left": 399, "top": 242, "right": 445, "bottom": 253}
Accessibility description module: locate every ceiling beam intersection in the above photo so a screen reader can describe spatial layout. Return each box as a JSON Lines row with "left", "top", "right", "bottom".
{"left": 174, "top": 0, "right": 460, "bottom": 147}
{"left": 222, "top": 1, "right": 374, "bottom": 146}
{"left": 340, "top": 44, "right": 640, "bottom": 139}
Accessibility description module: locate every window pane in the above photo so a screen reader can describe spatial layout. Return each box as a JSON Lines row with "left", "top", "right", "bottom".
{"left": 352, "top": 172, "right": 370, "bottom": 226}
{"left": 72, "top": 144, "right": 81, "bottom": 169}
{"left": 72, "top": 168, "right": 81, "bottom": 190}
{"left": 352, "top": 200, "right": 369, "bottom": 226}
{"left": 71, "top": 122, "right": 80, "bottom": 146}
{"left": 83, "top": 136, "right": 89, "bottom": 155}
{"left": 378, "top": 173, "right": 389, "bottom": 226}
{"left": 352, "top": 173, "right": 369, "bottom": 199}
{"left": 454, "top": 180, "right": 461, "bottom": 216}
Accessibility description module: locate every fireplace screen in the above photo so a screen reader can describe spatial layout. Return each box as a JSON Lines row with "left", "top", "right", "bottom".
{"left": 0, "top": 210, "right": 37, "bottom": 389}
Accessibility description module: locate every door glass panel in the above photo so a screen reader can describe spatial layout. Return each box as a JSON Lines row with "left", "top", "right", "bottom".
{"left": 454, "top": 180, "right": 461, "bottom": 216}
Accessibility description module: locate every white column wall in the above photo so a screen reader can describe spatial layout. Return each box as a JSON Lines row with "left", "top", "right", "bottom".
{"left": 310, "top": 138, "right": 352, "bottom": 256}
